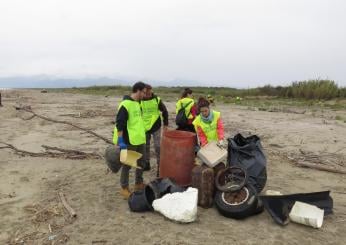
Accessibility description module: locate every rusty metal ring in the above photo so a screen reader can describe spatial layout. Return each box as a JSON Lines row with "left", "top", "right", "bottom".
{"left": 215, "top": 166, "right": 248, "bottom": 193}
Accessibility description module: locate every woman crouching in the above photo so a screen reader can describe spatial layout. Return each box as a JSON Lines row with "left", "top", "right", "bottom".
{"left": 193, "top": 97, "right": 225, "bottom": 147}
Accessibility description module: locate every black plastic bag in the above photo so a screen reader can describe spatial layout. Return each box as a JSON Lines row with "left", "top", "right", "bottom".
{"left": 128, "top": 185, "right": 156, "bottom": 212}
{"left": 128, "top": 178, "right": 186, "bottom": 212}
{"left": 228, "top": 134, "right": 267, "bottom": 193}
{"left": 148, "top": 178, "right": 186, "bottom": 199}
{"left": 175, "top": 101, "right": 192, "bottom": 127}
{"left": 259, "top": 191, "right": 333, "bottom": 225}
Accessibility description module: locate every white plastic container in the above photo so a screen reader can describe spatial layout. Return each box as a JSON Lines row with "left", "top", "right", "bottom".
{"left": 265, "top": 190, "right": 283, "bottom": 196}
{"left": 289, "top": 201, "right": 324, "bottom": 228}
{"left": 197, "top": 141, "right": 228, "bottom": 167}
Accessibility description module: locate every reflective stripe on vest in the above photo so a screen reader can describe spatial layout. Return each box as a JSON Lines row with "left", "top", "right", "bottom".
{"left": 193, "top": 110, "right": 220, "bottom": 142}
{"left": 113, "top": 99, "right": 146, "bottom": 145}
{"left": 175, "top": 97, "right": 194, "bottom": 119}
{"left": 140, "top": 97, "right": 161, "bottom": 131}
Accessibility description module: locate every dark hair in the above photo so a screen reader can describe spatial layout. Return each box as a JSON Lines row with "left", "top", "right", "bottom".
{"left": 132, "top": 81, "right": 146, "bottom": 93}
{"left": 181, "top": 88, "right": 193, "bottom": 98}
{"left": 197, "top": 97, "right": 210, "bottom": 110}
{"left": 145, "top": 84, "right": 152, "bottom": 90}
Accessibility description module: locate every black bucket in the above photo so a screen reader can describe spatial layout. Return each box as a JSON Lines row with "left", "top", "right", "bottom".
{"left": 148, "top": 178, "right": 186, "bottom": 199}
{"left": 128, "top": 185, "right": 156, "bottom": 212}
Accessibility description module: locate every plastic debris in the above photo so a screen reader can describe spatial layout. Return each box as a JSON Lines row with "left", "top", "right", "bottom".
{"left": 152, "top": 187, "right": 198, "bottom": 223}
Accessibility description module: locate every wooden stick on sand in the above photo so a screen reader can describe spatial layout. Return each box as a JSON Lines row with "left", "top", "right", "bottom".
{"left": 58, "top": 192, "right": 77, "bottom": 218}
{"left": 15, "top": 105, "right": 113, "bottom": 145}
{"left": 296, "top": 161, "right": 346, "bottom": 175}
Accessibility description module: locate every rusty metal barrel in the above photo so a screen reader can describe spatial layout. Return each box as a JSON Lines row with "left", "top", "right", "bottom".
{"left": 159, "top": 130, "right": 196, "bottom": 186}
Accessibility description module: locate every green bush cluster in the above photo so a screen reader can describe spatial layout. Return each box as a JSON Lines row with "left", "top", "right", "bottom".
{"left": 244, "top": 80, "right": 345, "bottom": 100}
{"left": 283, "top": 80, "right": 340, "bottom": 99}
{"left": 55, "top": 79, "right": 345, "bottom": 101}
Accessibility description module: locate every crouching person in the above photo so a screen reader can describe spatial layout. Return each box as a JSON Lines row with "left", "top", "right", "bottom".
{"left": 113, "top": 81, "right": 147, "bottom": 199}
{"left": 193, "top": 97, "right": 225, "bottom": 147}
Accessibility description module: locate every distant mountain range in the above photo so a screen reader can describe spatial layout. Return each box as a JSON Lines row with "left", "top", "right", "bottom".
{"left": 0, "top": 75, "right": 227, "bottom": 88}
{"left": 0, "top": 75, "right": 127, "bottom": 88}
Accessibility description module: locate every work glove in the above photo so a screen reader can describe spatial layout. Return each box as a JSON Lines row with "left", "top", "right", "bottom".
{"left": 118, "top": 136, "right": 127, "bottom": 150}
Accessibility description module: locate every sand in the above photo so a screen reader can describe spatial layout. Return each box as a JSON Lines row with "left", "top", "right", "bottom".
{"left": 0, "top": 89, "right": 345, "bottom": 244}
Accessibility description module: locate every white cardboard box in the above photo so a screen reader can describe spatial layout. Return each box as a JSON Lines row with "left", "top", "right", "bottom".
{"left": 197, "top": 141, "right": 228, "bottom": 167}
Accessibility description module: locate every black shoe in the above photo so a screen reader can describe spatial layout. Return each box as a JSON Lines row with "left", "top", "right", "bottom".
{"left": 143, "top": 161, "right": 151, "bottom": 171}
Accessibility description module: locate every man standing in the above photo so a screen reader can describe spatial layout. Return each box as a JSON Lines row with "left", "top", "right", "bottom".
{"left": 113, "top": 81, "right": 147, "bottom": 199}
{"left": 140, "top": 84, "right": 168, "bottom": 176}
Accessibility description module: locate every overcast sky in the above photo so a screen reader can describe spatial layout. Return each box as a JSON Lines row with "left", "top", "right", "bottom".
{"left": 0, "top": 0, "right": 345, "bottom": 87}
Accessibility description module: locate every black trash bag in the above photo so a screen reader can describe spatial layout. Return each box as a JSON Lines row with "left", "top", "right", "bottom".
{"left": 259, "top": 191, "right": 333, "bottom": 225}
{"left": 228, "top": 134, "right": 267, "bottom": 193}
{"left": 148, "top": 178, "right": 186, "bottom": 199}
{"left": 105, "top": 145, "right": 122, "bottom": 173}
{"left": 128, "top": 185, "right": 156, "bottom": 212}
{"left": 214, "top": 184, "right": 262, "bottom": 219}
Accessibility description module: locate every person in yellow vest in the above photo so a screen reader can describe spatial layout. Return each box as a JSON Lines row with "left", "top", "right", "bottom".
{"left": 140, "top": 84, "right": 168, "bottom": 176}
{"left": 175, "top": 88, "right": 197, "bottom": 132}
{"left": 113, "top": 81, "right": 147, "bottom": 199}
{"left": 207, "top": 94, "right": 215, "bottom": 106}
{"left": 193, "top": 97, "right": 225, "bottom": 147}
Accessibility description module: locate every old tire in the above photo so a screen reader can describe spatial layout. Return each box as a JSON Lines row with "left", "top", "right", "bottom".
{"left": 214, "top": 184, "right": 258, "bottom": 219}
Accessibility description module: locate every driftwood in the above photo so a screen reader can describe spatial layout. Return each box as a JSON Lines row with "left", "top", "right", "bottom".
{"left": 22, "top": 114, "right": 36, "bottom": 120}
{"left": 92, "top": 240, "right": 108, "bottom": 244}
{"left": 0, "top": 142, "right": 45, "bottom": 157}
{"left": 58, "top": 192, "right": 77, "bottom": 218}
{"left": 15, "top": 105, "right": 113, "bottom": 145}
{"left": 42, "top": 145, "right": 91, "bottom": 155}
{"left": 282, "top": 147, "right": 345, "bottom": 175}
{"left": 296, "top": 161, "right": 346, "bottom": 175}
{"left": 0, "top": 142, "right": 102, "bottom": 160}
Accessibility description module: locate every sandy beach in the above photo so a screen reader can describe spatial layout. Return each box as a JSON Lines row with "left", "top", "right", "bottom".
{"left": 0, "top": 89, "right": 345, "bottom": 244}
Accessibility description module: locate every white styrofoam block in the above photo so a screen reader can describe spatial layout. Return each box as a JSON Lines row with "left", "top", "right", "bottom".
{"left": 197, "top": 141, "right": 227, "bottom": 167}
{"left": 152, "top": 187, "right": 198, "bottom": 223}
{"left": 289, "top": 201, "right": 324, "bottom": 228}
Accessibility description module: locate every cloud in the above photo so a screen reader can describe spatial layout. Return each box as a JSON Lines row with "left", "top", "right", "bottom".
{"left": 0, "top": 0, "right": 345, "bottom": 87}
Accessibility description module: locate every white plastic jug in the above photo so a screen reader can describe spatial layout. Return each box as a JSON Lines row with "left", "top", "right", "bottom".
{"left": 289, "top": 201, "right": 324, "bottom": 228}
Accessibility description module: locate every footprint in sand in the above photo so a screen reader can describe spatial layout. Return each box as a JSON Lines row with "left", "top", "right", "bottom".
{"left": 19, "top": 176, "right": 30, "bottom": 182}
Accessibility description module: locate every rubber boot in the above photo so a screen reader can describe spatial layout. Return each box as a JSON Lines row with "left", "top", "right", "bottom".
{"left": 120, "top": 187, "right": 132, "bottom": 200}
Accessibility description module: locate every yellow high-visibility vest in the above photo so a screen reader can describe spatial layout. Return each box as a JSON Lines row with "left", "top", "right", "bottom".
{"left": 193, "top": 110, "right": 220, "bottom": 142}
{"left": 140, "top": 97, "right": 161, "bottom": 131}
{"left": 113, "top": 99, "right": 146, "bottom": 145}
{"left": 176, "top": 97, "right": 194, "bottom": 119}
